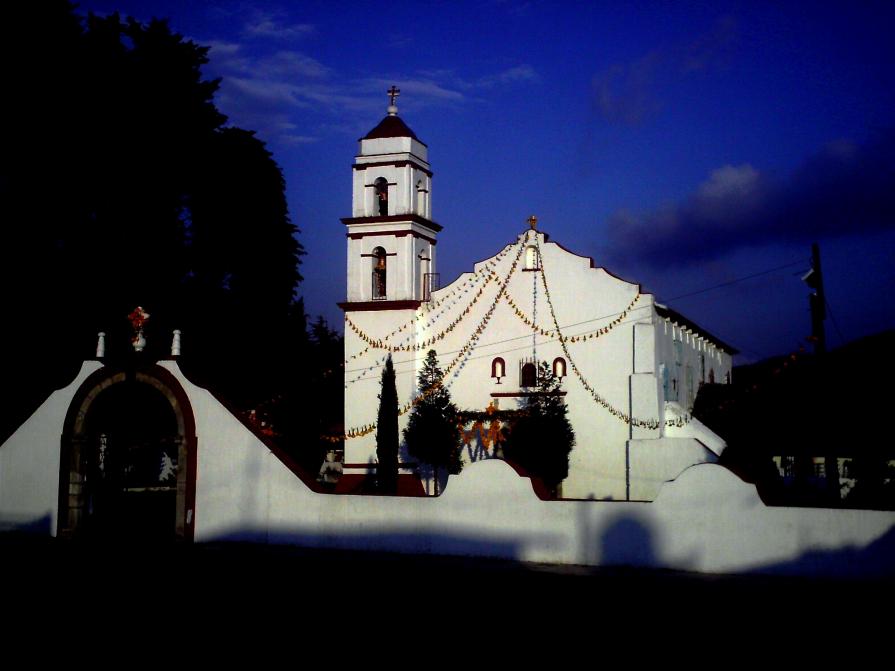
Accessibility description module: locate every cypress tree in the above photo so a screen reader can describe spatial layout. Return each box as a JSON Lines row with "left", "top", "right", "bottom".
{"left": 376, "top": 355, "right": 399, "bottom": 493}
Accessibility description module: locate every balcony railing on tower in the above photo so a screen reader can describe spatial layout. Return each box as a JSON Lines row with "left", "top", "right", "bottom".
{"left": 423, "top": 273, "right": 440, "bottom": 302}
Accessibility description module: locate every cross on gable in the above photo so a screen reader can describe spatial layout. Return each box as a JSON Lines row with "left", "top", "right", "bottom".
{"left": 388, "top": 86, "right": 400, "bottom": 106}
{"left": 528, "top": 215, "right": 538, "bottom": 230}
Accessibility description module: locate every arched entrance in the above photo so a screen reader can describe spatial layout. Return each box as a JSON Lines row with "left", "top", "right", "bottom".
{"left": 59, "top": 365, "right": 196, "bottom": 540}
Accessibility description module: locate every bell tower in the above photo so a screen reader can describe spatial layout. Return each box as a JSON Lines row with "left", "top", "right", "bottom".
{"left": 340, "top": 87, "right": 440, "bottom": 307}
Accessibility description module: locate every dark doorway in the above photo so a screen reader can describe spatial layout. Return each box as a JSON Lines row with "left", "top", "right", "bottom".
{"left": 60, "top": 366, "right": 196, "bottom": 541}
{"left": 82, "top": 381, "right": 178, "bottom": 539}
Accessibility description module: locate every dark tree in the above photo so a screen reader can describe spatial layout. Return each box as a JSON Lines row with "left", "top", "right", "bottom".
{"left": 376, "top": 355, "right": 399, "bottom": 493}
{"left": 403, "top": 350, "right": 462, "bottom": 495}
{"left": 0, "top": 3, "right": 310, "bottom": 449}
{"left": 502, "top": 362, "right": 575, "bottom": 498}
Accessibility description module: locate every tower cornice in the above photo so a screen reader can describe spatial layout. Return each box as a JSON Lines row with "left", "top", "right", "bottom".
{"left": 341, "top": 214, "right": 442, "bottom": 233}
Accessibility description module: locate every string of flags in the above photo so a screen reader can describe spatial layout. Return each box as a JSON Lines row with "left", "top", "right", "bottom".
{"left": 343, "top": 242, "right": 515, "bottom": 364}
{"left": 504, "top": 289, "right": 642, "bottom": 341}
{"left": 327, "top": 230, "right": 533, "bottom": 441}
{"left": 532, "top": 236, "right": 690, "bottom": 430}
{"left": 342, "top": 235, "right": 529, "bottom": 387}
{"left": 330, "top": 228, "right": 694, "bottom": 441}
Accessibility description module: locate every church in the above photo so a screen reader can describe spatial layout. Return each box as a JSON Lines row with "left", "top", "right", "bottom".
{"left": 2, "top": 92, "right": 892, "bottom": 577}
{"left": 339, "top": 91, "right": 736, "bottom": 500}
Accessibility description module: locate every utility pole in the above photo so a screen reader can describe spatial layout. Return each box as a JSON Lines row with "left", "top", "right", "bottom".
{"left": 802, "top": 242, "right": 827, "bottom": 356}
{"left": 802, "top": 243, "right": 837, "bottom": 501}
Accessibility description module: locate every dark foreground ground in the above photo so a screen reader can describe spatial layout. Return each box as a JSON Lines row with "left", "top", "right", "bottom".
{"left": 4, "top": 532, "right": 891, "bottom": 609}
{"left": 3, "top": 531, "right": 893, "bottom": 657}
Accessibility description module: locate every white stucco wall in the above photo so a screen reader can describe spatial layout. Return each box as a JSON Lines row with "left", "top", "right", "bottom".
{"left": 194, "top": 445, "right": 895, "bottom": 576}
{"left": 3, "top": 361, "right": 893, "bottom": 577}
{"left": 0, "top": 361, "right": 103, "bottom": 534}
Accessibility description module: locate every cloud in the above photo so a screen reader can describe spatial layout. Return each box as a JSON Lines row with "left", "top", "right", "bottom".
{"left": 592, "top": 16, "right": 738, "bottom": 126}
{"left": 201, "top": 23, "right": 536, "bottom": 146}
{"left": 476, "top": 64, "right": 540, "bottom": 88}
{"left": 593, "top": 52, "right": 664, "bottom": 125}
{"left": 257, "top": 51, "right": 330, "bottom": 79}
{"left": 361, "top": 78, "right": 465, "bottom": 103}
{"left": 242, "top": 10, "right": 315, "bottom": 40}
{"left": 603, "top": 129, "right": 895, "bottom": 268}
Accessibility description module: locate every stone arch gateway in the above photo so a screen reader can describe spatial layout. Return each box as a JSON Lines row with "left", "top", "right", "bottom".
{"left": 58, "top": 364, "right": 197, "bottom": 540}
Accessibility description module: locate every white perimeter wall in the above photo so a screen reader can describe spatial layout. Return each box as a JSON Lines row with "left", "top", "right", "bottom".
{"left": 0, "top": 361, "right": 103, "bottom": 534}
{"left": 3, "top": 360, "right": 893, "bottom": 577}
{"left": 173, "top": 364, "right": 894, "bottom": 576}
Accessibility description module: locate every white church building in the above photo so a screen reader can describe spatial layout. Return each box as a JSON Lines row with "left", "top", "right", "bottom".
{"left": 339, "top": 95, "right": 736, "bottom": 501}
{"left": 2, "top": 92, "right": 891, "bottom": 577}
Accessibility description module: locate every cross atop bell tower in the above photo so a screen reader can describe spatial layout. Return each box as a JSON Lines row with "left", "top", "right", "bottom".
{"left": 387, "top": 85, "right": 400, "bottom": 114}
{"left": 340, "top": 90, "right": 440, "bottom": 306}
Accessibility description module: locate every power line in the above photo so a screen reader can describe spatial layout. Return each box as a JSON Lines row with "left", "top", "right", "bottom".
{"left": 825, "top": 298, "right": 846, "bottom": 347}
{"left": 660, "top": 259, "right": 805, "bottom": 304}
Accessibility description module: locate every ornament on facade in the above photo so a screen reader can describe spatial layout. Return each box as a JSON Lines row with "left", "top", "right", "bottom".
{"left": 128, "top": 306, "right": 150, "bottom": 352}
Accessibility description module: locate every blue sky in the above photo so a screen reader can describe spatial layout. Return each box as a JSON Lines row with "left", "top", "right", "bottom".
{"left": 75, "top": 0, "right": 895, "bottom": 362}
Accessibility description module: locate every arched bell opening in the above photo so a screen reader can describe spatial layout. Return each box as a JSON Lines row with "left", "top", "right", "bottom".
{"left": 372, "top": 246, "right": 387, "bottom": 300}
{"left": 374, "top": 177, "right": 389, "bottom": 216}
{"left": 58, "top": 365, "right": 197, "bottom": 541}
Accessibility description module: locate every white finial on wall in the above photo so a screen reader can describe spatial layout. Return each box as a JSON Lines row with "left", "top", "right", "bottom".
{"left": 171, "top": 329, "right": 182, "bottom": 357}
{"left": 96, "top": 332, "right": 106, "bottom": 359}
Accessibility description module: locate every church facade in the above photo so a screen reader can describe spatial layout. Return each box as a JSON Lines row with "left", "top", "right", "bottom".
{"left": 340, "top": 97, "right": 736, "bottom": 500}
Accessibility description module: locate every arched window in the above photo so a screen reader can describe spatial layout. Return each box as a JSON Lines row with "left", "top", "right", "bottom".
{"left": 525, "top": 246, "right": 540, "bottom": 270}
{"left": 372, "top": 246, "right": 387, "bottom": 300}
{"left": 708, "top": 369, "right": 715, "bottom": 384}
{"left": 520, "top": 362, "right": 537, "bottom": 388}
{"left": 552, "top": 357, "right": 566, "bottom": 378}
{"left": 374, "top": 177, "right": 388, "bottom": 216}
{"left": 491, "top": 357, "right": 505, "bottom": 383}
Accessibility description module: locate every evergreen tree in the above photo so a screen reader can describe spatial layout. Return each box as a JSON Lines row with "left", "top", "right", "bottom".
{"left": 502, "top": 362, "right": 575, "bottom": 498}
{"left": 0, "top": 3, "right": 307, "bottom": 443}
{"left": 403, "top": 350, "right": 462, "bottom": 495}
{"left": 376, "top": 355, "right": 399, "bottom": 493}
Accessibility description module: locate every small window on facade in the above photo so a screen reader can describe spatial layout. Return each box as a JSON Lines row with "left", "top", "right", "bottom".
{"left": 686, "top": 365, "right": 694, "bottom": 403}
{"left": 552, "top": 357, "right": 566, "bottom": 378}
{"left": 491, "top": 357, "right": 506, "bottom": 383}
{"left": 520, "top": 362, "right": 537, "bottom": 388}
{"left": 524, "top": 246, "right": 539, "bottom": 270}
{"left": 372, "top": 246, "right": 387, "bottom": 300}
{"left": 708, "top": 369, "right": 715, "bottom": 384}
{"left": 375, "top": 177, "right": 388, "bottom": 216}
{"left": 661, "top": 364, "right": 670, "bottom": 398}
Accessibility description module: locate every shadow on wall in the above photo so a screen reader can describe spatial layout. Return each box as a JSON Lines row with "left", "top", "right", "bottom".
{"left": 600, "top": 515, "right": 658, "bottom": 568}
{"left": 576, "top": 505, "right": 662, "bottom": 569}
{"left": 2, "top": 509, "right": 895, "bottom": 579}
{"left": 210, "top": 527, "right": 530, "bottom": 562}
{"left": 745, "top": 525, "right": 895, "bottom": 579}
{"left": 0, "top": 514, "right": 52, "bottom": 535}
